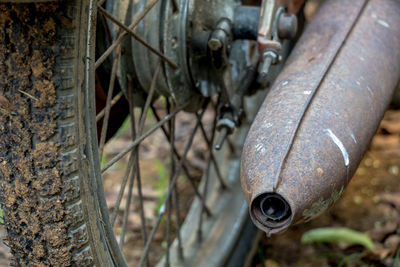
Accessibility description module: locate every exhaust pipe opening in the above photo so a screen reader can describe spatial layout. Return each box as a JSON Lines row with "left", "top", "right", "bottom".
{"left": 260, "top": 195, "right": 289, "bottom": 220}
{"left": 251, "top": 193, "right": 292, "bottom": 230}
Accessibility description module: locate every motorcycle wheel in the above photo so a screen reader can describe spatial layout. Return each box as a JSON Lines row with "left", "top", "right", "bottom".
{"left": 0, "top": 1, "right": 277, "bottom": 266}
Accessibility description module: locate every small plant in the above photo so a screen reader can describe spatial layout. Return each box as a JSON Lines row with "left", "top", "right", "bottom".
{"left": 301, "top": 227, "right": 375, "bottom": 250}
{"left": 257, "top": 244, "right": 265, "bottom": 264}
{"left": 114, "top": 117, "right": 131, "bottom": 139}
{"left": 147, "top": 107, "right": 153, "bottom": 117}
{"left": 100, "top": 153, "right": 107, "bottom": 168}
{"left": 395, "top": 246, "right": 400, "bottom": 267}
{"left": 316, "top": 252, "right": 367, "bottom": 267}
{"left": 0, "top": 206, "right": 4, "bottom": 225}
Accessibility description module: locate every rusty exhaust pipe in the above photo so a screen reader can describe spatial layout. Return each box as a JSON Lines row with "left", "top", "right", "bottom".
{"left": 241, "top": 0, "right": 400, "bottom": 235}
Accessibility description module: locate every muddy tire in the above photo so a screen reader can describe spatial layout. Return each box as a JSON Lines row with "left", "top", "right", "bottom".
{"left": 0, "top": 1, "right": 264, "bottom": 266}
{"left": 0, "top": 1, "right": 113, "bottom": 266}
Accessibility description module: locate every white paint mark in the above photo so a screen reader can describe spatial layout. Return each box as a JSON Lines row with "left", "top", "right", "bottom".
{"left": 371, "top": 13, "right": 377, "bottom": 19}
{"left": 359, "top": 56, "right": 365, "bottom": 61}
{"left": 367, "top": 86, "right": 373, "bottom": 96}
{"left": 378, "top": 19, "right": 390, "bottom": 28}
{"left": 356, "top": 81, "right": 361, "bottom": 86}
{"left": 303, "top": 90, "right": 312, "bottom": 95}
{"left": 265, "top": 122, "right": 273, "bottom": 128}
{"left": 255, "top": 143, "right": 266, "bottom": 153}
{"left": 282, "top": 81, "right": 289, "bottom": 86}
{"left": 324, "top": 129, "right": 350, "bottom": 167}
{"left": 255, "top": 143, "right": 262, "bottom": 151}
{"left": 350, "top": 133, "right": 357, "bottom": 144}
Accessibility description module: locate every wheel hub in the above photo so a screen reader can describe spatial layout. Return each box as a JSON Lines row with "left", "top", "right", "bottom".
{"left": 104, "top": 0, "right": 297, "bottom": 146}
{"left": 109, "top": 0, "right": 247, "bottom": 108}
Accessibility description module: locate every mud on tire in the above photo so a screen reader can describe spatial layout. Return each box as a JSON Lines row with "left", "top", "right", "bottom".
{"left": 0, "top": 2, "right": 108, "bottom": 266}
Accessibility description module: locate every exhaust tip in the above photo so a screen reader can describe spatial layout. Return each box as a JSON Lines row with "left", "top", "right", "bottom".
{"left": 250, "top": 193, "right": 292, "bottom": 231}
{"left": 260, "top": 194, "right": 290, "bottom": 220}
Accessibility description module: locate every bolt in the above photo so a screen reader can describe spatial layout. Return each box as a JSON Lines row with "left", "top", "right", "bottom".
{"left": 208, "top": 18, "right": 232, "bottom": 51}
{"left": 208, "top": 37, "right": 223, "bottom": 51}
{"left": 259, "top": 56, "right": 273, "bottom": 81}
{"left": 258, "top": 50, "right": 279, "bottom": 85}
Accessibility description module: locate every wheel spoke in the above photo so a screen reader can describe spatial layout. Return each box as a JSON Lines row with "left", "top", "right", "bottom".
{"left": 165, "top": 100, "right": 173, "bottom": 267}
{"left": 96, "top": 91, "right": 123, "bottom": 122}
{"left": 97, "top": 5, "right": 178, "bottom": 69}
{"left": 115, "top": 61, "right": 160, "bottom": 248}
{"left": 101, "top": 102, "right": 189, "bottom": 173}
{"left": 197, "top": 114, "right": 227, "bottom": 189}
{"left": 132, "top": 71, "right": 161, "bottom": 263}
{"left": 118, "top": 100, "right": 138, "bottom": 247}
{"left": 110, "top": 151, "right": 136, "bottom": 226}
{"left": 138, "top": 108, "right": 206, "bottom": 267}
{"left": 98, "top": 45, "right": 120, "bottom": 160}
{"left": 119, "top": 153, "right": 136, "bottom": 248}
{"left": 151, "top": 105, "right": 212, "bottom": 216}
{"left": 166, "top": 194, "right": 172, "bottom": 267}
{"left": 94, "top": 1, "right": 251, "bottom": 265}
{"left": 196, "top": 113, "right": 218, "bottom": 241}
{"left": 138, "top": 61, "right": 161, "bottom": 135}
{"left": 135, "top": 155, "right": 149, "bottom": 266}
{"left": 172, "top": 185, "right": 184, "bottom": 260}
{"left": 95, "top": 0, "right": 161, "bottom": 69}
{"left": 168, "top": 103, "right": 184, "bottom": 260}
{"left": 111, "top": 85, "right": 150, "bottom": 264}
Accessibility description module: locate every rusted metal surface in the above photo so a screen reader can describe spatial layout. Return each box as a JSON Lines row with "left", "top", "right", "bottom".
{"left": 241, "top": 0, "right": 400, "bottom": 234}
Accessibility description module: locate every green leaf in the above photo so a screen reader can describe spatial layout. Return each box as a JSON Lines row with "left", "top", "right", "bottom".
{"left": 301, "top": 227, "right": 374, "bottom": 250}
{"left": 394, "top": 246, "right": 400, "bottom": 267}
{"left": 0, "top": 207, "right": 3, "bottom": 224}
{"left": 100, "top": 153, "right": 107, "bottom": 168}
